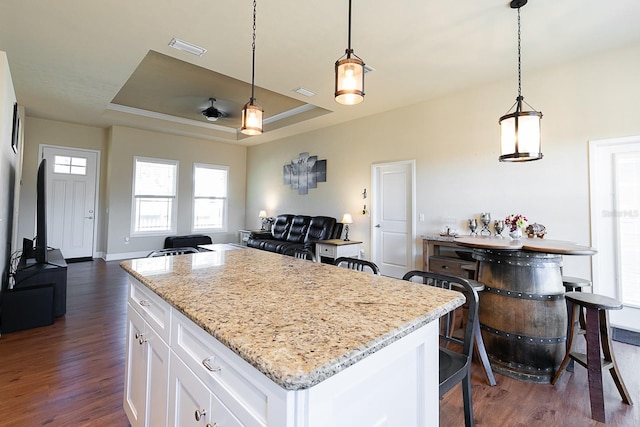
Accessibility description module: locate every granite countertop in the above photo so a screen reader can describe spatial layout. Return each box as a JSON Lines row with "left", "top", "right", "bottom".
{"left": 120, "top": 245, "right": 464, "bottom": 390}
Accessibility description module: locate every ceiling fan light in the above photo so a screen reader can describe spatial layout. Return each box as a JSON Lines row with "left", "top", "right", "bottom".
{"left": 241, "top": 100, "right": 263, "bottom": 135}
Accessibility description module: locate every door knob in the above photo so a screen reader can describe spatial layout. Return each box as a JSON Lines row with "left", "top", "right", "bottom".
{"left": 375, "top": 224, "right": 381, "bottom": 228}
{"left": 84, "top": 216, "right": 94, "bottom": 219}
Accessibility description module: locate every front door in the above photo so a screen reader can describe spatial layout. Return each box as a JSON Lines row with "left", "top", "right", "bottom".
{"left": 41, "top": 146, "right": 99, "bottom": 259}
{"left": 371, "top": 161, "right": 415, "bottom": 278}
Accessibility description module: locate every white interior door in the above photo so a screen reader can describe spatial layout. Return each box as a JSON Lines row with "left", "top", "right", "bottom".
{"left": 42, "top": 146, "right": 98, "bottom": 259}
{"left": 371, "top": 161, "right": 415, "bottom": 278}
{"left": 589, "top": 136, "right": 640, "bottom": 333}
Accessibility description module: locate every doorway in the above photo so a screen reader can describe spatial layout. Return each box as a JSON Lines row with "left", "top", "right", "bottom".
{"left": 40, "top": 146, "right": 99, "bottom": 260}
{"left": 589, "top": 136, "right": 640, "bottom": 334}
{"left": 371, "top": 161, "right": 415, "bottom": 278}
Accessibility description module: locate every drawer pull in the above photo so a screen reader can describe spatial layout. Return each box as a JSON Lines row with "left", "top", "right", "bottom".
{"left": 206, "top": 424, "right": 217, "bottom": 427}
{"left": 440, "top": 265, "right": 449, "bottom": 269}
{"left": 195, "top": 408, "right": 206, "bottom": 421}
{"left": 139, "top": 299, "right": 151, "bottom": 307}
{"left": 202, "top": 357, "right": 222, "bottom": 373}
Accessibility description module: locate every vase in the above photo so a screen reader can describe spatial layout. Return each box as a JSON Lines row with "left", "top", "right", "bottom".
{"left": 509, "top": 228, "right": 523, "bottom": 240}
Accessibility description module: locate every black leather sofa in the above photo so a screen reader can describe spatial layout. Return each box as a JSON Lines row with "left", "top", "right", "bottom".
{"left": 247, "top": 214, "right": 342, "bottom": 255}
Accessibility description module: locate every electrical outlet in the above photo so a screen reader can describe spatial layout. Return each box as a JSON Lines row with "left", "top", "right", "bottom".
{"left": 124, "top": 237, "right": 130, "bottom": 244}
{"left": 419, "top": 213, "right": 425, "bottom": 222}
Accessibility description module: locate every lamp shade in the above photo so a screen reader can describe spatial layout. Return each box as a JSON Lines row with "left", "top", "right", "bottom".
{"left": 341, "top": 213, "right": 353, "bottom": 224}
{"left": 258, "top": 210, "right": 267, "bottom": 218}
{"left": 499, "top": 107, "right": 542, "bottom": 162}
{"left": 241, "top": 101, "right": 263, "bottom": 136}
{"left": 335, "top": 56, "right": 364, "bottom": 105}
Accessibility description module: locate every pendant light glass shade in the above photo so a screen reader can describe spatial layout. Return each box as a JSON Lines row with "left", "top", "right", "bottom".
{"left": 241, "top": 99, "right": 263, "bottom": 136}
{"left": 241, "top": 0, "right": 263, "bottom": 136}
{"left": 499, "top": 0, "right": 542, "bottom": 162}
{"left": 499, "top": 97, "right": 542, "bottom": 162}
{"left": 335, "top": 54, "right": 364, "bottom": 105}
{"left": 334, "top": 0, "right": 365, "bottom": 105}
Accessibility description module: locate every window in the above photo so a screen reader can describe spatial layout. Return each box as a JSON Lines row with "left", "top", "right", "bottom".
{"left": 54, "top": 155, "right": 87, "bottom": 175}
{"left": 132, "top": 157, "right": 178, "bottom": 235}
{"left": 193, "top": 163, "right": 228, "bottom": 231}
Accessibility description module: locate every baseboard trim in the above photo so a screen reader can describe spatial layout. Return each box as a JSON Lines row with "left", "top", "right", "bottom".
{"left": 612, "top": 327, "right": 640, "bottom": 346}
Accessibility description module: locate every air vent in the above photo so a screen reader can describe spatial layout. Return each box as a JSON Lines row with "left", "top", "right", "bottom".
{"left": 168, "top": 38, "right": 207, "bottom": 56}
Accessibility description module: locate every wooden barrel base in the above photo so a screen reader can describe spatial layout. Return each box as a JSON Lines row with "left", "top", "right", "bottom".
{"left": 488, "top": 355, "right": 555, "bottom": 384}
{"left": 476, "top": 249, "right": 567, "bottom": 383}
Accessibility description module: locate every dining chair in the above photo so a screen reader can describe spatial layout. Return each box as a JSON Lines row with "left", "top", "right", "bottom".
{"left": 333, "top": 257, "right": 380, "bottom": 275}
{"left": 147, "top": 247, "right": 200, "bottom": 257}
{"left": 402, "top": 270, "right": 478, "bottom": 427}
{"left": 293, "top": 248, "right": 317, "bottom": 262}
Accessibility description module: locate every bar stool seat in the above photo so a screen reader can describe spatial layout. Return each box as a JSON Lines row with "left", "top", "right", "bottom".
{"left": 562, "top": 276, "right": 592, "bottom": 292}
{"left": 551, "top": 292, "right": 633, "bottom": 423}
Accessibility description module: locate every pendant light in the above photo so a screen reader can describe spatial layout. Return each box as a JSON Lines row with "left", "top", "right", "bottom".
{"left": 334, "top": 0, "right": 365, "bottom": 105}
{"left": 241, "top": 0, "right": 263, "bottom": 135}
{"left": 499, "top": 0, "right": 542, "bottom": 162}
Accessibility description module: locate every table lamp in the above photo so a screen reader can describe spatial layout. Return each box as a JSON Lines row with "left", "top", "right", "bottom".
{"left": 341, "top": 213, "right": 353, "bottom": 241}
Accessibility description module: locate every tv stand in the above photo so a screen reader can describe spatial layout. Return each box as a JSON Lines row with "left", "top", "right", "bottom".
{"left": 14, "top": 248, "right": 68, "bottom": 317}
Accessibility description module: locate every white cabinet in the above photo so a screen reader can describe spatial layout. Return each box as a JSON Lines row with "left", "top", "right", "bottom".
{"left": 124, "top": 278, "right": 171, "bottom": 427}
{"left": 124, "top": 275, "right": 440, "bottom": 427}
{"left": 169, "top": 353, "right": 244, "bottom": 427}
{"left": 124, "top": 304, "right": 170, "bottom": 427}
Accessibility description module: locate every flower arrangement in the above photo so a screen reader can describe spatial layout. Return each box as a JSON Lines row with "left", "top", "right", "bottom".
{"left": 505, "top": 214, "right": 528, "bottom": 232}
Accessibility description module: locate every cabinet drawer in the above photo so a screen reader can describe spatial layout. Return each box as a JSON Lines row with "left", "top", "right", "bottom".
{"left": 318, "top": 244, "right": 337, "bottom": 258}
{"left": 129, "top": 278, "right": 171, "bottom": 343}
{"left": 428, "top": 256, "right": 474, "bottom": 278}
{"left": 171, "top": 310, "right": 267, "bottom": 427}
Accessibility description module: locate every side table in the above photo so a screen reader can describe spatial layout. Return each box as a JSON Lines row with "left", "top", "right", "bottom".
{"left": 239, "top": 229, "right": 265, "bottom": 246}
{"left": 315, "top": 239, "right": 362, "bottom": 264}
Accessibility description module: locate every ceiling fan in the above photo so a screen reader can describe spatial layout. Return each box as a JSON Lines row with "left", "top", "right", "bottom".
{"left": 202, "top": 97, "right": 227, "bottom": 121}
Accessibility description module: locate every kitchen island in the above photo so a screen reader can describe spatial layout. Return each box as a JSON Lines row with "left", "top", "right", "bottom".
{"left": 120, "top": 245, "right": 464, "bottom": 427}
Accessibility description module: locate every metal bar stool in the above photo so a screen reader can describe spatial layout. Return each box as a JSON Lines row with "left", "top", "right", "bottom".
{"left": 468, "top": 279, "right": 496, "bottom": 386}
{"left": 551, "top": 292, "right": 633, "bottom": 423}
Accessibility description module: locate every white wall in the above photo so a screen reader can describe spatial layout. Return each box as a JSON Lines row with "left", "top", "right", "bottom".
{"left": 17, "top": 117, "right": 108, "bottom": 256}
{"left": 104, "top": 126, "right": 247, "bottom": 259}
{"left": 246, "top": 42, "right": 640, "bottom": 277}
{"left": 0, "top": 51, "right": 19, "bottom": 289}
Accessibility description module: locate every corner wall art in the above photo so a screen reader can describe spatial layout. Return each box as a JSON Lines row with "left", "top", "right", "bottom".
{"left": 283, "top": 152, "right": 327, "bottom": 195}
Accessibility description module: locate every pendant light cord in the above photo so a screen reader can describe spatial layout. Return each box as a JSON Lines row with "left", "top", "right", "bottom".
{"left": 250, "top": 0, "right": 257, "bottom": 101}
{"left": 347, "top": 0, "right": 352, "bottom": 51}
{"left": 517, "top": 6, "right": 522, "bottom": 100}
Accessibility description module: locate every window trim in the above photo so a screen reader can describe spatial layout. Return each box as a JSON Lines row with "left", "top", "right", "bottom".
{"left": 131, "top": 156, "right": 179, "bottom": 236}
{"left": 191, "top": 162, "right": 229, "bottom": 233}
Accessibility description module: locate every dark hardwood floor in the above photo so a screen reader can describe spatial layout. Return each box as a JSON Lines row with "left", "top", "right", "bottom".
{"left": 0, "top": 259, "right": 637, "bottom": 426}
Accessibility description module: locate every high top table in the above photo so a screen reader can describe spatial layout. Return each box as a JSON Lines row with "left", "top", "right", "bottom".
{"left": 455, "top": 236, "right": 596, "bottom": 383}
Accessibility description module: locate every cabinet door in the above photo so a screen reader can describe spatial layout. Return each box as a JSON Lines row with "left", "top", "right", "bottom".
{"left": 169, "top": 353, "right": 213, "bottom": 427}
{"left": 169, "top": 354, "right": 244, "bottom": 427}
{"left": 124, "top": 304, "right": 169, "bottom": 427}
{"left": 124, "top": 305, "right": 147, "bottom": 427}
{"left": 145, "top": 321, "right": 170, "bottom": 427}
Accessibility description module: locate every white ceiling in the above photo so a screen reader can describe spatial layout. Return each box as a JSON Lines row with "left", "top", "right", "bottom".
{"left": 1, "top": 0, "right": 640, "bottom": 145}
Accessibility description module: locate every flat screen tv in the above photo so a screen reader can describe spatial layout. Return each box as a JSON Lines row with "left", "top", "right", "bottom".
{"left": 35, "top": 158, "right": 48, "bottom": 264}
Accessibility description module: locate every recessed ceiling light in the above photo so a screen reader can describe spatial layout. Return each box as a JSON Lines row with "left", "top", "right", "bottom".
{"left": 168, "top": 38, "right": 207, "bottom": 56}
{"left": 293, "top": 87, "right": 316, "bottom": 97}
